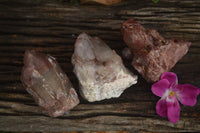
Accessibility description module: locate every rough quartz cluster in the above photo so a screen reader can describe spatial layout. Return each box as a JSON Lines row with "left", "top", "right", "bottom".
{"left": 21, "top": 50, "right": 79, "bottom": 117}
{"left": 72, "top": 33, "right": 137, "bottom": 102}
{"left": 121, "top": 19, "right": 191, "bottom": 82}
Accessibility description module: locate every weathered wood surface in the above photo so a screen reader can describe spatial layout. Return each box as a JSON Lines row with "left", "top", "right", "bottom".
{"left": 0, "top": 0, "right": 200, "bottom": 132}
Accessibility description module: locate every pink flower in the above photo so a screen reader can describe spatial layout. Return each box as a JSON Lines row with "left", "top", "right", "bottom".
{"left": 151, "top": 72, "right": 200, "bottom": 123}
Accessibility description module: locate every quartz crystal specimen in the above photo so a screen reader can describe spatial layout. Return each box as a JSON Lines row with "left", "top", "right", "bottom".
{"left": 21, "top": 50, "right": 79, "bottom": 117}
{"left": 72, "top": 33, "right": 137, "bottom": 102}
{"left": 121, "top": 19, "right": 191, "bottom": 82}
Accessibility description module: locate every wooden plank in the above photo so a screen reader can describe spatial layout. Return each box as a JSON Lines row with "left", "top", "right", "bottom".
{"left": 1, "top": 115, "right": 200, "bottom": 132}
{"left": 0, "top": 0, "right": 200, "bottom": 132}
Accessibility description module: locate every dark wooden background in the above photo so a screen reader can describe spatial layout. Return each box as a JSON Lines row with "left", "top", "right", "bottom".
{"left": 0, "top": 0, "right": 200, "bottom": 132}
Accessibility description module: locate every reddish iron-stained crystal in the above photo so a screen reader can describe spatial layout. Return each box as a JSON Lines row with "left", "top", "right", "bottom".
{"left": 121, "top": 19, "right": 191, "bottom": 82}
{"left": 21, "top": 50, "right": 79, "bottom": 117}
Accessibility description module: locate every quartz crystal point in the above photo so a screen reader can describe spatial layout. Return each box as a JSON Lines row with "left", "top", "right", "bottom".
{"left": 21, "top": 50, "right": 79, "bottom": 117}
{"left": 72, "top": 33, "right": 137, "bottom": 102}
{"left": 121, "top": 19, "right": 191, "bottom": 82}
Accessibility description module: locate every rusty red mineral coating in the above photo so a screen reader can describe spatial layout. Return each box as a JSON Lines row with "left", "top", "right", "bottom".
{"left": 121, "top": 19, "right": 191, "bottom": 82}
{"left": 21, "top": 50, "right": 79, "bottom": 117}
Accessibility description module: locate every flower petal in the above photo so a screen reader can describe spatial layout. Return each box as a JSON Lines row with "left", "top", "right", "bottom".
{"left": 166, "top": 96, "right": 180, "bottom": 123}
{"left": 161, "top": 72, "right": 178, "bottom": 84}
{"left": 152, "top": 79, "right": 169, "bottom": 97}
{"left": 176, "top": 84, "right": 200, "bottom": 106}
{"left": 156, "top": 99, "right": 167, "bottom": 117}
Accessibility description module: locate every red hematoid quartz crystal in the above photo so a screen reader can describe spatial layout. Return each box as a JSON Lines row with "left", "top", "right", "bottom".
{"left": 121, "top": 19, "right": 191, "bottom": 82}
{"left": 21, "top": 50, "right": 79, "bottom": 117}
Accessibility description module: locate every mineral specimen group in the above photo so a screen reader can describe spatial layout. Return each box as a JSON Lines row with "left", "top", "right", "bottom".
{"left": 21, "top": 50, "right": 79, "bottom": 117}
{"left": 121, "top": 19, "right": 191, "bottom": 82}
{"left": 72, "top": 33, "right": 137, "bottom": 102}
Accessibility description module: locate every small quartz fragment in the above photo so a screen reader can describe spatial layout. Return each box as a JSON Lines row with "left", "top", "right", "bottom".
{"left": 121, "top": 19, "right": 191, "bottom": 82}
{"left": 122, "top": 47, "right": 132, "bottom": 60}
{"left": 71, "top": 33, "right": 137, "bottom": 102}
{"left": 21, "top": 50, "right": 79, "bottom": 117}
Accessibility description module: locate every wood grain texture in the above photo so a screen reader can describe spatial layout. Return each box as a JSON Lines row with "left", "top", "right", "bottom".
{"left": 0, "top": 0, "right": 200, "bottom": 132}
